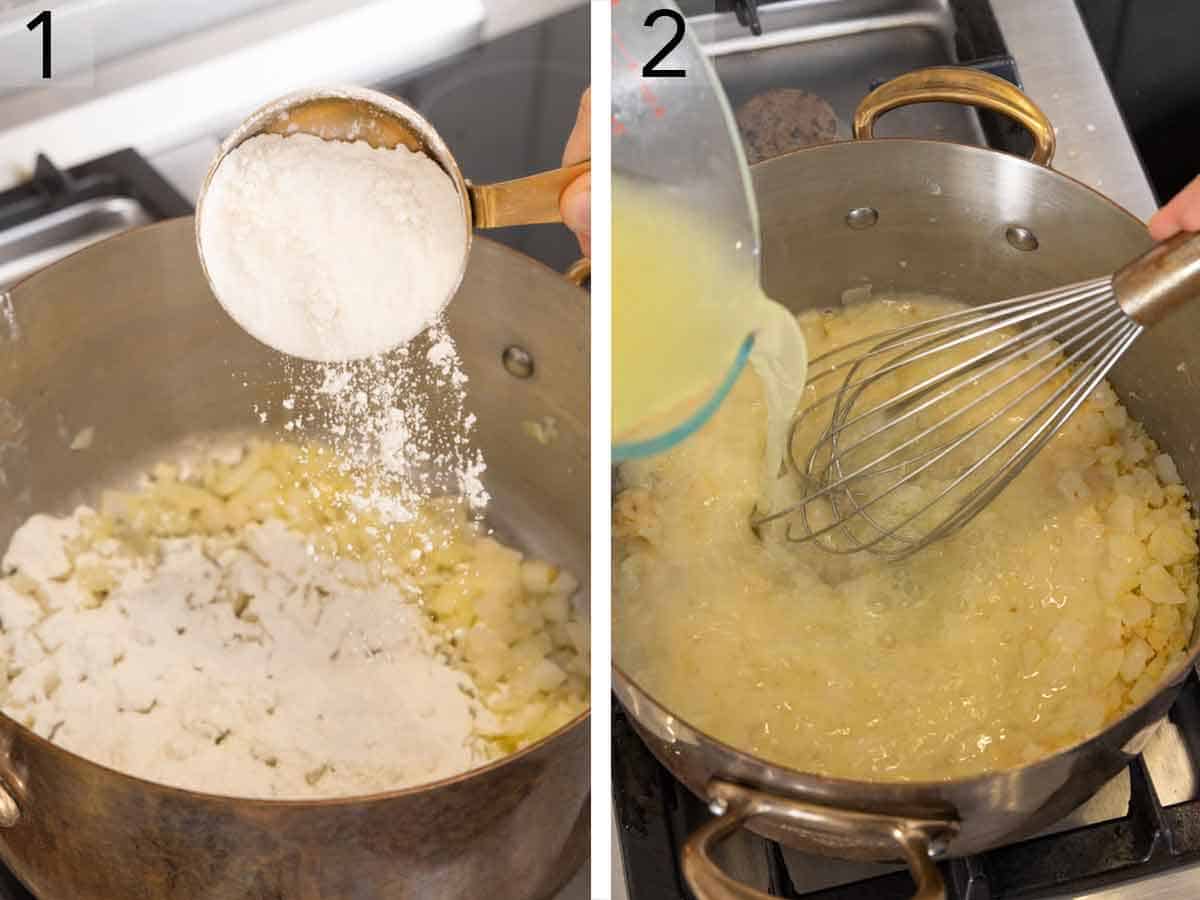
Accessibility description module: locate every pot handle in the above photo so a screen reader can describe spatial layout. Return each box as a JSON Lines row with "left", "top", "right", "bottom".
{"left": 681, "top": 779, "right": 957, "bottom": 900}
{"left": 852, "top": 66, "right": 1056, "bottom": 167}
{"left": 564, "top": 257, "right": 591, "bottom": 288}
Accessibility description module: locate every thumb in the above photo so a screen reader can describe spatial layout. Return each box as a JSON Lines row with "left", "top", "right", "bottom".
{"left": 1149, "top": 174, "right": 1200, "bottom": 241}
{"left": 560, "top": 172, "right": 591, "bottom": 257}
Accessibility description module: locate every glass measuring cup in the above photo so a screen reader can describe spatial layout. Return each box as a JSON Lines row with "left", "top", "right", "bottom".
{"left": 612, "top": 0, "right": 806, "bottom": 462}
{"left": 195, "top": 86, "right": 590, "bottom": 359}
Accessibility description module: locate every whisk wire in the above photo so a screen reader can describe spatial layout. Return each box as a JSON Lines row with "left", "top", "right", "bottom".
{"left": 918, "top": 321, "right": 1142, "bottom": 550}
{"left": 809, "top": 289, "right": 1121, "bottom": 473}
{"left": 788, "top": 313, "right": 1138, "bottom": 555}
{"left": 759, "top": 293, "right": 1124, "bottom": 528}
{"left": 801, "top": 279, "right": 1111, "bottom": 390}
{"left": 757, "top": 277, "right": 1151, "bottom": 559}
{"left": 780, "top": 283, "right": 1113, "bottom": 470}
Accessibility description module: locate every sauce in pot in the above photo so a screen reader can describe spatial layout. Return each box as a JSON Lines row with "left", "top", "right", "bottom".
{"left": 614, "top": 297, "right": 1199, "bottom": 781}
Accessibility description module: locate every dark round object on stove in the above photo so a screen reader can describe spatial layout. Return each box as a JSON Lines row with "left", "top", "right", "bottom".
{"left": 735, "top": 89, "right": 839, "bottom": 164}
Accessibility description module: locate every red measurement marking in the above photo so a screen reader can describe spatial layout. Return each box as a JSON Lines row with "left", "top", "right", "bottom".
{"left": 613, "top": 15, "right": 670, "bottom": 121}
{"left": 613, "top": 116, "right": 626, "bottom": 137}
{"left": 612, "top": 31, "right": 640, "bottom": 71}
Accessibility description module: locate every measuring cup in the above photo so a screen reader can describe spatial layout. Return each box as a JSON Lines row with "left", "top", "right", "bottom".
{"left": 195, "top": 86, "right": 590, "bottom": 354}
{"left": 612, "top": 0, "right": 805, "bottom": 463}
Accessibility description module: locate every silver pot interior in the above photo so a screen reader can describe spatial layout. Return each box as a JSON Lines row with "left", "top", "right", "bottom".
{"left": 0, "top": 218, "right": 590, "bottom": 900}
{"left": 0, "top": 218, "right": 590, "bottom": 588}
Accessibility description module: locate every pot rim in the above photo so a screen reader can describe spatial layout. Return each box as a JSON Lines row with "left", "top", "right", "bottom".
{"left": 4, "top": 703, "right": 591, "bottom": 808}
{"left": 7, "top": 216, "right": 589, "bottom": 302}
{"left": 613, "top": 133, "right": 1198, "bottom": 800}
{"left": 2, "top": 218, "right": 592, "bottom": 807}
{"left": 753, "top": 134, "right": 1149, "bottom": 236}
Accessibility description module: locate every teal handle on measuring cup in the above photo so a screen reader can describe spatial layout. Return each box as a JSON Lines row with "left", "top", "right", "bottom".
{"left": 612, "top": 334, "right": 755, "bottom": 462}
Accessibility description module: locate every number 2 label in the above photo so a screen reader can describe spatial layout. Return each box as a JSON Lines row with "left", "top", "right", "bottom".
{"left": 642, "top": 9, "right": 685, "bottom": 78}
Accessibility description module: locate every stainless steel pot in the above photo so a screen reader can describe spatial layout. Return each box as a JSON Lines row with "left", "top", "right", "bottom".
{"left": 0, "top": 219, "right": 589, "bottom": 899}
{"left": 613, "top": 68, "right": 1198, "bottom": 900}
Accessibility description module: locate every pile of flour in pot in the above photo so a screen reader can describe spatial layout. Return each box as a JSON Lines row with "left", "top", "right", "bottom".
{"left": 0, "top": 511, "right": 490, "bottom": 797}
{"left": 198, "top": 131, "right": 467, "bottom": 361}
{"left": 0, "top": 439, "right": 588, "bottom": 799}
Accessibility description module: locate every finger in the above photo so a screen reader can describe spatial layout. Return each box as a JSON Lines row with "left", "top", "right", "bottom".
{"left": 1149, "top": 174, "right": 1200, "bottom": 241}
{"left": 1148, "top": 212, "right": 1181, "bottom": 242}
{"left": 562, "top": 87, "right": 591, "bottom": 167}
{"left": 560, "top": 171, "right": 591, "bottom": 257}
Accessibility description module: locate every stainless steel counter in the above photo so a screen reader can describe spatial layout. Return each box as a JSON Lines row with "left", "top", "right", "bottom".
{"left": 991, "top": 0, "right": 1159, "bottom": 221}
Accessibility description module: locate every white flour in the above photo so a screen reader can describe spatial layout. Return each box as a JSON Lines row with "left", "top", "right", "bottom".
{"left": 269, "top": 319, "right": 490, "bottom": 526}
{"left": 0, "top": 512, "right": 491, "bottom": 799}
{"left": 199, "top": 133, "right": 467, "bottom": 362}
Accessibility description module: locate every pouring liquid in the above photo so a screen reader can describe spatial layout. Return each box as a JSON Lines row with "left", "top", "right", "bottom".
{"left": 613, "top": 178, "right": 807, "bottom": 472}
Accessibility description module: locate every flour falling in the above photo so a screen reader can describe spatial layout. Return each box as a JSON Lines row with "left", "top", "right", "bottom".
{"left": 268, "top": 319, "right": 490, "bottom": 528}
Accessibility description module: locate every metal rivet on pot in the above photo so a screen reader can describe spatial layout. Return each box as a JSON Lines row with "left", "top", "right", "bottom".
{"left": 0, "top": 786, "right": 19, "bottom": 828}
{"left": 845, "top": 207, "right": 879, "bottom": 230}
{"left": 1005, "top": 225, "right": 1039, "bottom": 251}
{"left": 502, "top": 346, "right": 534, "bottom": 379}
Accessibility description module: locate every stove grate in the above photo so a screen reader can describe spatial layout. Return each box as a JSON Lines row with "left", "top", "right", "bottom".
{"left": 0, "top": 150, "right": 191, "bottom": 233}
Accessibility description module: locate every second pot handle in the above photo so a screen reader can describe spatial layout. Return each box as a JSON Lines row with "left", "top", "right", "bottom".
{"left": 681, "top": 779, "right": 957, "bottom": 900}
{"left": 852, "top": 66, "right": 1056, "bottom": 167}
{"left": 564, "top": 257, "right": 591, "bottom": 288}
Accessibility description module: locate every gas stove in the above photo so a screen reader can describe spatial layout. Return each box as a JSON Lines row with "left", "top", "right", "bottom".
{"left": 611, "top": 2, "right": 1200, "bottom": 899}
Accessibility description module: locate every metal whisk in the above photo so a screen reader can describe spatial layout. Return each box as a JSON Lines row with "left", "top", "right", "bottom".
{"left": 751, "top": 232, "right": 1200, "bottom": 559}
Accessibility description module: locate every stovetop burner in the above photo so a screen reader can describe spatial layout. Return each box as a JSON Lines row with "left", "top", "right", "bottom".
{"left": 614, "top": 670, "right": 1200, "bottom": 898}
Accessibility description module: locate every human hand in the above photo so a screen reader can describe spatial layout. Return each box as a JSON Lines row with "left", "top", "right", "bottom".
{"left": 560, "top": 87, "right": 590, "bottom": 258}
{"left": 1149, "top": 174, "right": 1200, "bottom": 242}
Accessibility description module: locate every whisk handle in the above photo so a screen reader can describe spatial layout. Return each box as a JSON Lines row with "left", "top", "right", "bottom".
{"left": 1114, "top": 231, "right": 1200, "bottom": 327}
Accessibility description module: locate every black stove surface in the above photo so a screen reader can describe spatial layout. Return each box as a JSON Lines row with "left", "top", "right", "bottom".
{"left": 614, "top": 672, "right": 1200, "bottom": 899}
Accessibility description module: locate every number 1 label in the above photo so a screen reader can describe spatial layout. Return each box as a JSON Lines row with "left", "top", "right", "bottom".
{"left": 27, "top": 10, "right": 51, "bottom": 79}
